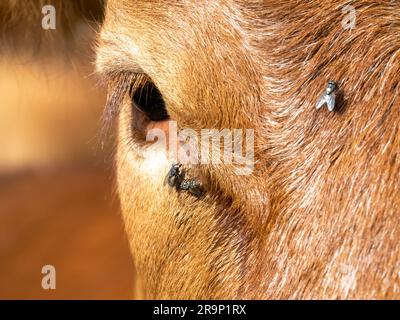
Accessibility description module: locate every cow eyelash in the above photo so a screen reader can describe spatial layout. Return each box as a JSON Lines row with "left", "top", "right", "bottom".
{"left": 101, "top": 72, "right": 134, "bottom": 135}
{"left": 100, "top": 72, "right": 169, "bottom": 137}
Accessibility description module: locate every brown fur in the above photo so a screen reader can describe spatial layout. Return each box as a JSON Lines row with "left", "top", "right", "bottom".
{"left": 96, "top": 0, "right": 400, "bottom": 299}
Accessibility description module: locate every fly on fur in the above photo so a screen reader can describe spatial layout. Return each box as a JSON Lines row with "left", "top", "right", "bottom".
{"left": 179, "top": 178, "right": 204, "bottom": 198}
{"left": 164, "top": 163, "right": 185, "bottom": 189}
{"left": 316, "top": 80, "right": 337, "bottom": 112}
{"left": 165, "top": 163, "right": 204, "bottom": 198}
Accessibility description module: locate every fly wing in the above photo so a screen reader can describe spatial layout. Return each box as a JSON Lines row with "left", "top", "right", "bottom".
{"left": 326, "top": 94, "right": 336, "bottom": 111}
{"left": 316, "top": 94, "right": 326, "bottom": 110}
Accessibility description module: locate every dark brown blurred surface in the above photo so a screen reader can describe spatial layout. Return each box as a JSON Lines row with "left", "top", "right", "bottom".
{"left": 0, "top": 165, "right": 135, "bottom": 299}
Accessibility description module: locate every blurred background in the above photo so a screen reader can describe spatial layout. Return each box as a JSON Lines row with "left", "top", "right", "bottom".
{"left": 0, "top": 1, "right": 135, "bottom": 299}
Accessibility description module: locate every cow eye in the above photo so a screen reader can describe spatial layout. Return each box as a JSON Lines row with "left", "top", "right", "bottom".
{"left": 129, "top": 77, "right": 169, "bottom": 121}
